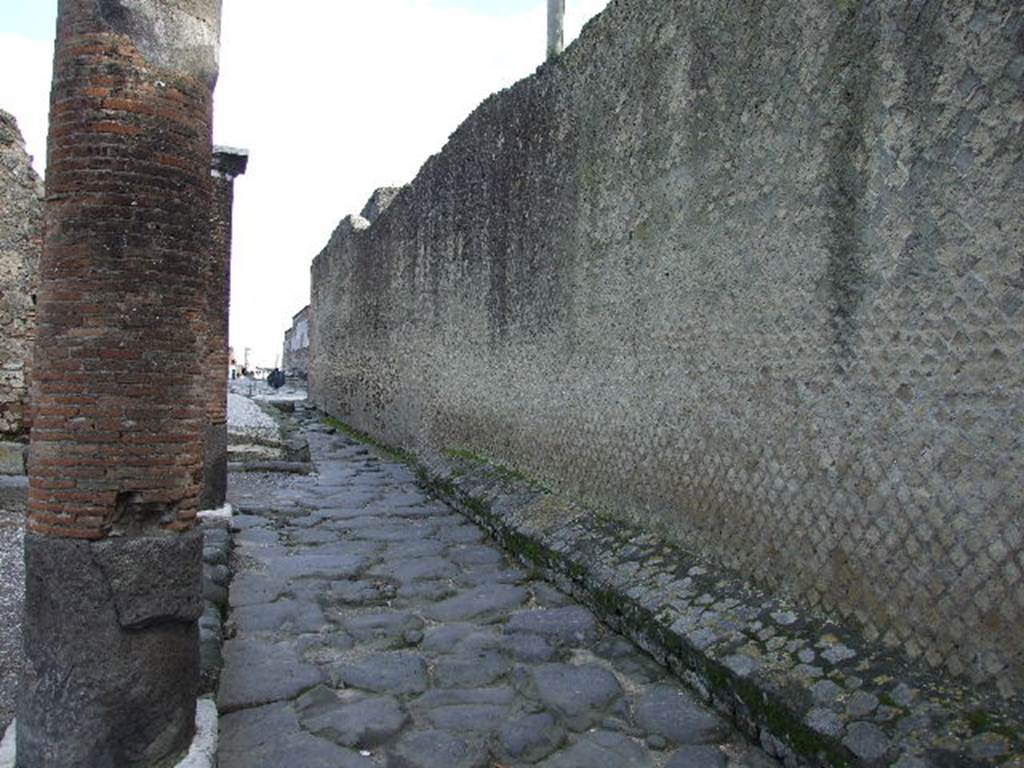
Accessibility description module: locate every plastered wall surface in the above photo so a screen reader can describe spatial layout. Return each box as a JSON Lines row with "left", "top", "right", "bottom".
{"left": 310, "top": 0, "right": 1024, "bottom": 694}
{"left": 0, "top": 111, "right": 42, "bottom": 439}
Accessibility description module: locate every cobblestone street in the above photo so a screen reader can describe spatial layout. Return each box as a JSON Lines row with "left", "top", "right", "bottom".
{"left": 219, "top": 415, "right": 778, "bottom": 768}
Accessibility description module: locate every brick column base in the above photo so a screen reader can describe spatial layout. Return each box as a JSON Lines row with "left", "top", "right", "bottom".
{"left": 16, "top": 530, "right": 202, "bottom": 767}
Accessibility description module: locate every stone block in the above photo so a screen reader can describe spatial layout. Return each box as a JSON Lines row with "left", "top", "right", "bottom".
{"left": 0, "top": 444, "right": 24, "bottom": 476}
{"left": 16, "top": 532, "right": 201, "bottom": 767}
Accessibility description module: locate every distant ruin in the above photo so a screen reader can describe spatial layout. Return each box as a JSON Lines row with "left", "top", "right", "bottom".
{"left": 283, "top": 305, "right": 310, "bottom": 380}
{"left": 309, "top": 0, "right": 1024, "bottom": 699}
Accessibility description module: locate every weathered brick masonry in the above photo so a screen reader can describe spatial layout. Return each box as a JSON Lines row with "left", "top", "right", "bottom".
{"left": 29, "top": 0, "right": 219, "bottom": 539}
{"left": 17, "top": 0, "right": 221, "bottom": 764}
{"left": 201, "top": 146, "right": 247, "bottom": 510}
{"left": 0, "top": 111, "right": 42, "bottom": 470}
{"left": 310, "top": 0, "right": 1024, "bottom": 697}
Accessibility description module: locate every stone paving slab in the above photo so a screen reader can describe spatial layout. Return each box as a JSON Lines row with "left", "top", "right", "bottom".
{"left": 219, "top": 407, "right": 778, "bottom": 767}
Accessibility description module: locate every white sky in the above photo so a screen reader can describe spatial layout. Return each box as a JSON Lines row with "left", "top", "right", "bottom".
{"left": 0, "top": 0, "right": 609, "bottom": 368}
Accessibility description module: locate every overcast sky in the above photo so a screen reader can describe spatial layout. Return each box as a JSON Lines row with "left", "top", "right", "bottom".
{"left": 0, "top": 0, "right": 608, "bottom": 367}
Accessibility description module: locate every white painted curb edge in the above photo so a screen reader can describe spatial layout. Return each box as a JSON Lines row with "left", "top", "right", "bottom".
{"left": 0, "top": 722, "right": 13, "bottom": 768}
{"left": 198, "top": 503, "right": 233, "bottom": 521}
{"left": 0, "top": 697, "right": 218, "bottom": 768}
{"left": 176, "top": 698, "right": 219, "bottom": 768}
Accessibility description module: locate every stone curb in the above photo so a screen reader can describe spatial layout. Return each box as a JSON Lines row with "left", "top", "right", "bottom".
{"left": 410, "top": 453, "right": 1024, "bottom": 768}
{"left": 0, "top": 698, "right": 219, "bottom": 768}
{"left": 227, "top": 460, "right": 314, "bottom": 474}
{"left": 200, "top": 510, "right": 233, "bottom": 694}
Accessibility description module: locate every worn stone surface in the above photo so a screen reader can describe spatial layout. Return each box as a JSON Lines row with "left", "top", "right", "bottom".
{"left": 666, "top": 745, "right": 729, "bottom": 768}
{"left": 17, "top": 533, "right": 200, "bottom": 767}
{"left": 219, "top": 403, "right": 767, "bottom": 767}
{"left": 308, "top": 0, "right": 1024, "bottom": 698}
{"left": 634, "top": 685, "right": 731, "bottom": 745}
{"left": 0, "top": 110, "right": 41, "bottom": 444}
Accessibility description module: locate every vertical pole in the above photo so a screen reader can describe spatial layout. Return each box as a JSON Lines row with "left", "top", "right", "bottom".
{"left": 548, "top": 0, "right": 565, "bottom": 59}
{"left": 17, "top": 0, "right": 221, "bottom": 765}
{"left": 201, "top": 147, "right": 248, "bottom": 511}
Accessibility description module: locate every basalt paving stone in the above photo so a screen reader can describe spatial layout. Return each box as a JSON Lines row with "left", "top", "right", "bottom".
{"left": 633, "top": 685, "right": 732, "bottom": 745}
{"left": 342, "top": 610, "right": 425, "bottom": 647}
{"left": 217, "top": 638, "right": 323, "bottom": 712}
{"left": 229, "top": 598, "right": 328, "bottom": 634}
{"left": 537, "top": 730, "right": 653, "bottom": 768}
{"left": 394, "top": 579, "right": 458, "bottom": 604}
{"left": 389, "top": 728, "right": 488, "bottom": 768}
{"left": 369, "top": 555, "right": 459, "bottom": 583}
{"left": 456, "top": 564, "right": 530, "bottom": 587}
{"left": 499, "top": 630, "right": 561, "bottom": 662}
{"left": 498, "top": 712, "right": 566, "bottom": 763}
{"left": 345, "top": 522, "right": 439, "bottom": 542}
{"left": 383, "top": 539, "right": 448, "bottom": 559}
{"left": 331, "top": 652, "right": 430, "bottom": 695}
{"left": 220, "top": 415, "right": 774, "bottom": 768}
{"left": 228, "top": 572, "right": 291, "bottom": 608}
{"left": 422, "top": 583, "right": 529, "bottom": 622}
{"left": 666, "top": 744, "right": 730, "bottom": 768}
{"left": 219, "top": 701, "right": 376, "bottom": 768}
{"left": 286, "top": 528, "right": 338, "bottom": 546}
{"left": 298, "top": 691, "right": 408, "bottom": 748}
{"left": 527, "top": 663, "right": 627, "bottom": 732}
{"left": 424, "top": 702, "right": 514, "bottom": 731}
{"left": 321, "top": 579, "right": 395, "bottom": 608}
{"left": 433, "top": 649, "right": 512, "bottom": 687}
{"left": 506, "top": 606, "right": 600, "bottom": 646}
{"left": 256, "top": 552, "right": 371, "bottom": 580}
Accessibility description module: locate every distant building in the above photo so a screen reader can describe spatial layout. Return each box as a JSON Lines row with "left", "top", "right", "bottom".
{"left": 283, "top": 306, "right": 310, "bottom": 380}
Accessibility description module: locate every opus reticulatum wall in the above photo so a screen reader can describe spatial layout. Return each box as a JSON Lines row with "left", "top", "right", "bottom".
{"left": 310, "top": 0, "right": 1024, "bottom": 695}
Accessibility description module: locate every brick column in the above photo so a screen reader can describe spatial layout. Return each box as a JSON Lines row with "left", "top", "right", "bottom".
{"left": 17, "top": 0, "right": 221, "bottom": 765}
{"left": 201, "top": 146, "right": 247, "bottom": 511}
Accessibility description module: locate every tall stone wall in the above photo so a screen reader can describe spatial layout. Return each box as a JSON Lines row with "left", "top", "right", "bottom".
{"left": 0, "top": 110, "right": 43, "bottom": 444}
{"left": 310, "top": 0, "right": 1024, "bottom": 694}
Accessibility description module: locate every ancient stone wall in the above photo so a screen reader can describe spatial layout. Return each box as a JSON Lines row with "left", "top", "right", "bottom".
{"left": 283, "top": 305, "right": 310, "bottom": 379}
{"left": 0, "top": 110, "right": 43, "bottom": 445}
{"left": 310, "top": 0, "right": 1024, "bottom": 695}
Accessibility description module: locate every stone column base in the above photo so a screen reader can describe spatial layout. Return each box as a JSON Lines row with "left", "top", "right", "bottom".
{"left": 15, "top": 530, "right": 203, "bottom": 767}
{"left": 1, "top": 698, "right": 218, "bottom": 768}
